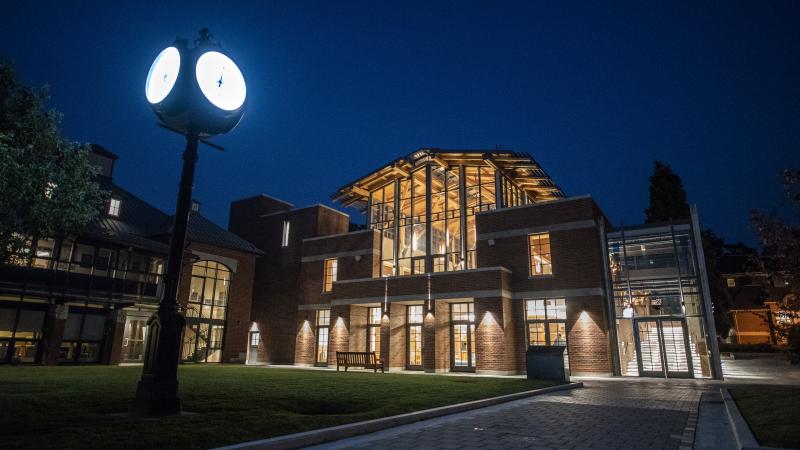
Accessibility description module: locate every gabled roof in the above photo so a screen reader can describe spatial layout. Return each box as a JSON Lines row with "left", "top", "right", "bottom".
{"left": 87, "top": 178, "right": 263, "bottom": 256}
{"left": 331, "top": 148, "right": 565, "bottom": 209}
{"left": 150, "top": 212, "right": 265, "bottom": 256}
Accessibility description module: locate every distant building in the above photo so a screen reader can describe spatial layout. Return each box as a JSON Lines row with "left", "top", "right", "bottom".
{"left": 719, "top": 253, "right": 791, "bottom": 345}
{"left": 0, "top": 145, "right": 262, "bottom": 365}
{"left": 231, "top": 148, "right": 723, "bottom": 379}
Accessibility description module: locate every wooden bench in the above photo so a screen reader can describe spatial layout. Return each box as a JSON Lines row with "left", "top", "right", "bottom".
{"left": 336, "top": 351, "right": 384, "bottom": 373}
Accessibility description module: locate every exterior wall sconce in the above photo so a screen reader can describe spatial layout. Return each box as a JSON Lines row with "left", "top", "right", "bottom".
{"left": 488, "top": 239, "right": 496, "bottom": 247}
{"left": 354, "top": 255, "right": 362, "bottom": 262}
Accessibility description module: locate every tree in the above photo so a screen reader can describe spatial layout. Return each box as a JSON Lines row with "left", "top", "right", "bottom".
{"left": 0, "top": 62, "right": 106, "bottom": 264}
{"left": 644, "top": 160, "right": 690, "bottom": 223}
{"left": 751, "top": 169, "right": 800, "bottom": 358}
{"left": 643, "top": 160, "right": 731, "bottom": 335}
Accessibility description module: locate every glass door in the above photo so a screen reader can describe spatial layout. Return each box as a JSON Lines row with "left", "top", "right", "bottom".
{"left": 121, "top": 317, "right": 148, "bottom": 363}
{"left": 450, "top": 303, "right": 475, "bottom": 372}
{"left": 634, "top": 318, "right": 693, "bottom": 378}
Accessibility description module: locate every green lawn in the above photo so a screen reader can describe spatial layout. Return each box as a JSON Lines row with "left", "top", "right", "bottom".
{"left": 1, "top": 365, "right": 555, "bottom": 449}
{"left": 729, "top": 385, "right": 800, "bottom": 449}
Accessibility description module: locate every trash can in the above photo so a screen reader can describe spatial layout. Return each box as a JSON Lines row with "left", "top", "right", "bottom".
{"left": 525, "top": 345, "right": 567, "bottom": 381}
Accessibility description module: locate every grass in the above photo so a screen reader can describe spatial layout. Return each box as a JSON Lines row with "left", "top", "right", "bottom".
{"left": 1, "top": 365, "right": 555, "bottom": 449}
{"left": 729, "top": 385, "right": 800, "bottom": 449}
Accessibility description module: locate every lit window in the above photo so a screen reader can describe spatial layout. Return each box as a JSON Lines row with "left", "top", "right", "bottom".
{"left": 726, "top": 278, "right": 736, "bottom": 288}
{"left": 108, "top": 198, "right": 121, "bottom": 216}
{"left": 281, "top": 220, "right": 290, "bottom": 247}
{"left": 250, "top": 332, "right": 260, "bottom": 346}
{"left": 367, "top": 307, "right": 382, "bottom": 360}
{"left": 323, "top": 258, "right": 337, "bottom": 292}
{"left": 407, "top": 305, "right": 424, "bottom": 369}
{"left": 528, "top": 232, "right": 552, "bottom": 276}
{"left": 525, "top": 298, "right": 566, "bottom": 346}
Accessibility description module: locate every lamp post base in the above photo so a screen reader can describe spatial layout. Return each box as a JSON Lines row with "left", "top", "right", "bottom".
{"left": 129, "top": 308, "right": 186, "bottom": 417}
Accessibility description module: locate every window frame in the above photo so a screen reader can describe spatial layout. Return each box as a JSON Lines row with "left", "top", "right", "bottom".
{"left": 108, "top": 198, "right": 122, "bottom": 217}
{"left": 528, "top": 232, "right": 553, "bottom": 277}
{"left": 406, "top": 305, "right": 424, "bottom": 370}
{"left": 524, "top": 298, "right": 567, "bottom": 347}
{"left": 367, "top": 306, "right": 382, "bottom": 360}
{"left": 323, "top": 258, "right": 338, "bottom": 293}
{"left": 315, "top": 309, "right": 330, "bottom": 366}
{"left": 281, "top": 220, "right": 290, "bottom": 247}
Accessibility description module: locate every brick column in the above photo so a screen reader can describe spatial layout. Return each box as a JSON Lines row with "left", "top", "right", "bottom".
{"left": 434, "top": 300, "right": 450, "bottom": 372}
{"left": 422, "top": 301, "right": 436, "bottom": 373}
{"left": 40, "top": 304, "right": 68, "bottom": 365}
{"left": 327, "top": 305, "right": 350, "bottom": 367}
{"left": 379, "top": 304, "right": 391, "bottom": 371}
{"left": 348, "top": 306, "right": 367, "bottom": 352}
{"left": 389, "top": 303, "right": 406, "bottom": 371}
{"left": 101, "top": 308, "right": 126, "bottom": 365}
{"left": 294, "top": 313, "right": 316, "bottom": 366}
{"left": 566, "top": 296, "right": 612, "bottom": 375}
{"left": 475, "top": 297, "right": 508, "bottom": 375}
{"left": 503, "top": 297, "right": 526, "bottom": 374}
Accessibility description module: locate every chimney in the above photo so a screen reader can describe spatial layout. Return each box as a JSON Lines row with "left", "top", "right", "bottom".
{"left": 191, "top": 200, "right": 201, "bottom": 213}
{"left": 88, "top": 144, "right": 119, "bottom": 178}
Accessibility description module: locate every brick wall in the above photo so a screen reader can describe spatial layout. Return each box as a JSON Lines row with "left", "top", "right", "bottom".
{"left": 389, "top": 304, "right": 407, "bottom": 370}
{"left": 327, "top": 305, "right": 350, "bottom": 366}
{"left": 294, "top": 315, "right": 316, "bottom": 366}
{"left": 349, "top": 305, "right": 367, "bottom": 352}
{"left": 566, "top": 295, "right": 612, "bottom": 375}
{"left": 434, "top": 301, "right": 450, "bottom": 372}
{"left": 475, "top": 297, "right": 507, "bottom": 373}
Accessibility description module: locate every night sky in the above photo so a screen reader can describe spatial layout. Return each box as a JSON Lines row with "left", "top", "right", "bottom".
{"left": 3, "top": 1, "right": 799, "bottom": 246}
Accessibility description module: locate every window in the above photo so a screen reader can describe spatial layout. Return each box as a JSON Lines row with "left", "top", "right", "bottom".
{"left": 323, "top": 258, "right": 337, "bottom": 292}
{"left": 315, "top": 309, "right": 330, "bottom": 365}
{"left": 281, "top": 220, "right": 290, "bottom": 247}
{"left": 250, "top": 332, "right": 260, "bottom": 346}
{"left": 528, "top": 232, "right": 552, "bottom": 276}
{"left": 525, "top": 298, "right": 566, "bottom": 346}
{"left": 182, "top": 261, "right": 231, "bottom": 363}
{"left": 108, "top": 198, "right": 121, "bottom": 216}
{"left": 726, "top": 278, "right": 736, "bottom": 288}
{"left": 367, "top": 307, "right": 382, "bottom": 360}
{"left": 407, "top": 305, "right": 424, "bottom": 369}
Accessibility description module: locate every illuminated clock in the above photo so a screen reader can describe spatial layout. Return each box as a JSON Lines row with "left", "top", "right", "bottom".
{"left": 145, "top": 30, "right": 247, "bottom": 138}
{"left": 195, "top": 51, "right": 246, "bottom": 111}
{"left": 145, "top": 47, "right": 180, "bottom": 104}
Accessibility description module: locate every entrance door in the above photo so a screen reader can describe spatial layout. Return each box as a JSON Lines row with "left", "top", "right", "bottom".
{"left": 450, "top": 303, "right": 476, "bottom": 372}
{"left": 121, "top": 317, "right": 148, "bottom": 363}
{"left": 634, "top": 318, "right": 693, "bottom": 378}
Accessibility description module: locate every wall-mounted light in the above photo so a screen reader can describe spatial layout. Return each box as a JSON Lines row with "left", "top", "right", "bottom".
{"left": 488, "top": 239, "right": 496, "bottom": 247}
{"left": 355, "top": 255, "right": 362, "bottom": 262}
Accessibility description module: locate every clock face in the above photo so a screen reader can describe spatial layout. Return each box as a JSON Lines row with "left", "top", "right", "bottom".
{"left": 195, "top": 51, "right": 246, "bottom": 111}
{"left": 145, "top": 47, "right": 181, "bottom": 104}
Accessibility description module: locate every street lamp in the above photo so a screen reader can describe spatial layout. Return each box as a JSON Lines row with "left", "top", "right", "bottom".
{"left": 130, "top": 28, "right": 246, "bottom": 417}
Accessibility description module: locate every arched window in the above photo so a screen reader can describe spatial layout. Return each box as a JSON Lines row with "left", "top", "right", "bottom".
{"left": 182, "top": 260, "right": 230, "bottom": 363}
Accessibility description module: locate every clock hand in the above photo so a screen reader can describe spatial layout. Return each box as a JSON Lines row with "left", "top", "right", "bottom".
{"left": 217, "top": 74, "right": 223, "bottom": 88}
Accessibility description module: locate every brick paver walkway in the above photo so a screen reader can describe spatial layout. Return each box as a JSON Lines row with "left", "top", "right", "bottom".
{"left": 315, "top": 380, "right": 710, "bottom": 450}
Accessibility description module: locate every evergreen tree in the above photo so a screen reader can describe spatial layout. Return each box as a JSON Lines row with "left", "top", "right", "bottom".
{"left": 644, "top": 160, "right": 690, "bottom": 223}
{"left": 0, "top": 62, "right": 106, "bottom": 264}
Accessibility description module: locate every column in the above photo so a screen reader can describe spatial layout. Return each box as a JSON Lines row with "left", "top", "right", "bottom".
{"left": 475, "top": 297, "right": 507, "bottom": 375}
{"left": 40, "top": 304, "right": 68, "bottom": 365}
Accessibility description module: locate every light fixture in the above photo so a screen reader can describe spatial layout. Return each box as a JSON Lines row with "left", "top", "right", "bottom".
{"left": 488, "top": 239, "right": 495, "bottom": 247}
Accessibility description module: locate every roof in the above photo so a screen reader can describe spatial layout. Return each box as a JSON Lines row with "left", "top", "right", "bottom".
{"left": 151, "top": 212, "right": 265, "bottom": 256}
{"left": 87, "top": 178, "right": 263, "bottom": 256}
{"left": 89, "top": 143, "right": 119, "bottom": 160}
{"left": 331, "top": 148, "right": 565, "bottom": 209}
{"left": 717, "top": 254, "right": 763, "bottom": 275}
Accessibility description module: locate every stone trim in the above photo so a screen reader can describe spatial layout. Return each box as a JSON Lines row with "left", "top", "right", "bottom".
{"left": 509, "top": 287, "right": 605, "bottom": 299}
{"left": 476, "top": 195, "right": 593, "bottom": 216}
{"left": 477, "top": 219, "right": 597, "bottom": 241}
{"left": 301, "top": 248, "right": 374, "bottom": 262}
{"left": 192, "top": 250, "right": 239, "bottom": 272}
{"left": 333, "top": 266, "right": 512, "bottom": 284}
{"left": 298, "top": 304, "right": 331, "bottom": 311}
{"left": 302, "top": 228, "right": 375, "bottom": 242}
{"left": 331, "top": 289, "right": 512, "bottom": 306}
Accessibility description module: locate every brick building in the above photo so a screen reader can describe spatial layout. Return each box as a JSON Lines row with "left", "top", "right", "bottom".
{"left": 231, "top": 149, "right": 723, "bottom": 379}
{"left": 0, "top": 145, "right": 262, "bottom": 365}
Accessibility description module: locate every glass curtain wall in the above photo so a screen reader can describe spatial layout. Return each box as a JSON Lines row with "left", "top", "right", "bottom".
{"left": 183, "top": 260, "right": 230, "bottom": 363}
{"left": 608, "top": 226, "right": 711, "bottom": 378}
{"left": 371, "top": 164, "right": 505, "bottom": 276}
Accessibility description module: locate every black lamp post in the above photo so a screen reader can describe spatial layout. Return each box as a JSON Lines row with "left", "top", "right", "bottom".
{"left": 130, "top": 28, "right": 247, "bottom": 417}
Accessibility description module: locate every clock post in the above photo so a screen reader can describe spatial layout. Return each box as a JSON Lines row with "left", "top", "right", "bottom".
{"left": 131, "top": 29, "right": 246, "bottom": 417}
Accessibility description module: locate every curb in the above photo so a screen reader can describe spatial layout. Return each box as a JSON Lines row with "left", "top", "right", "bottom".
{"left": 216, "top": 382, "right": 583, "bottom": 450}
{"left": 721, "top": 387, "right": 760, "bottom": 449}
